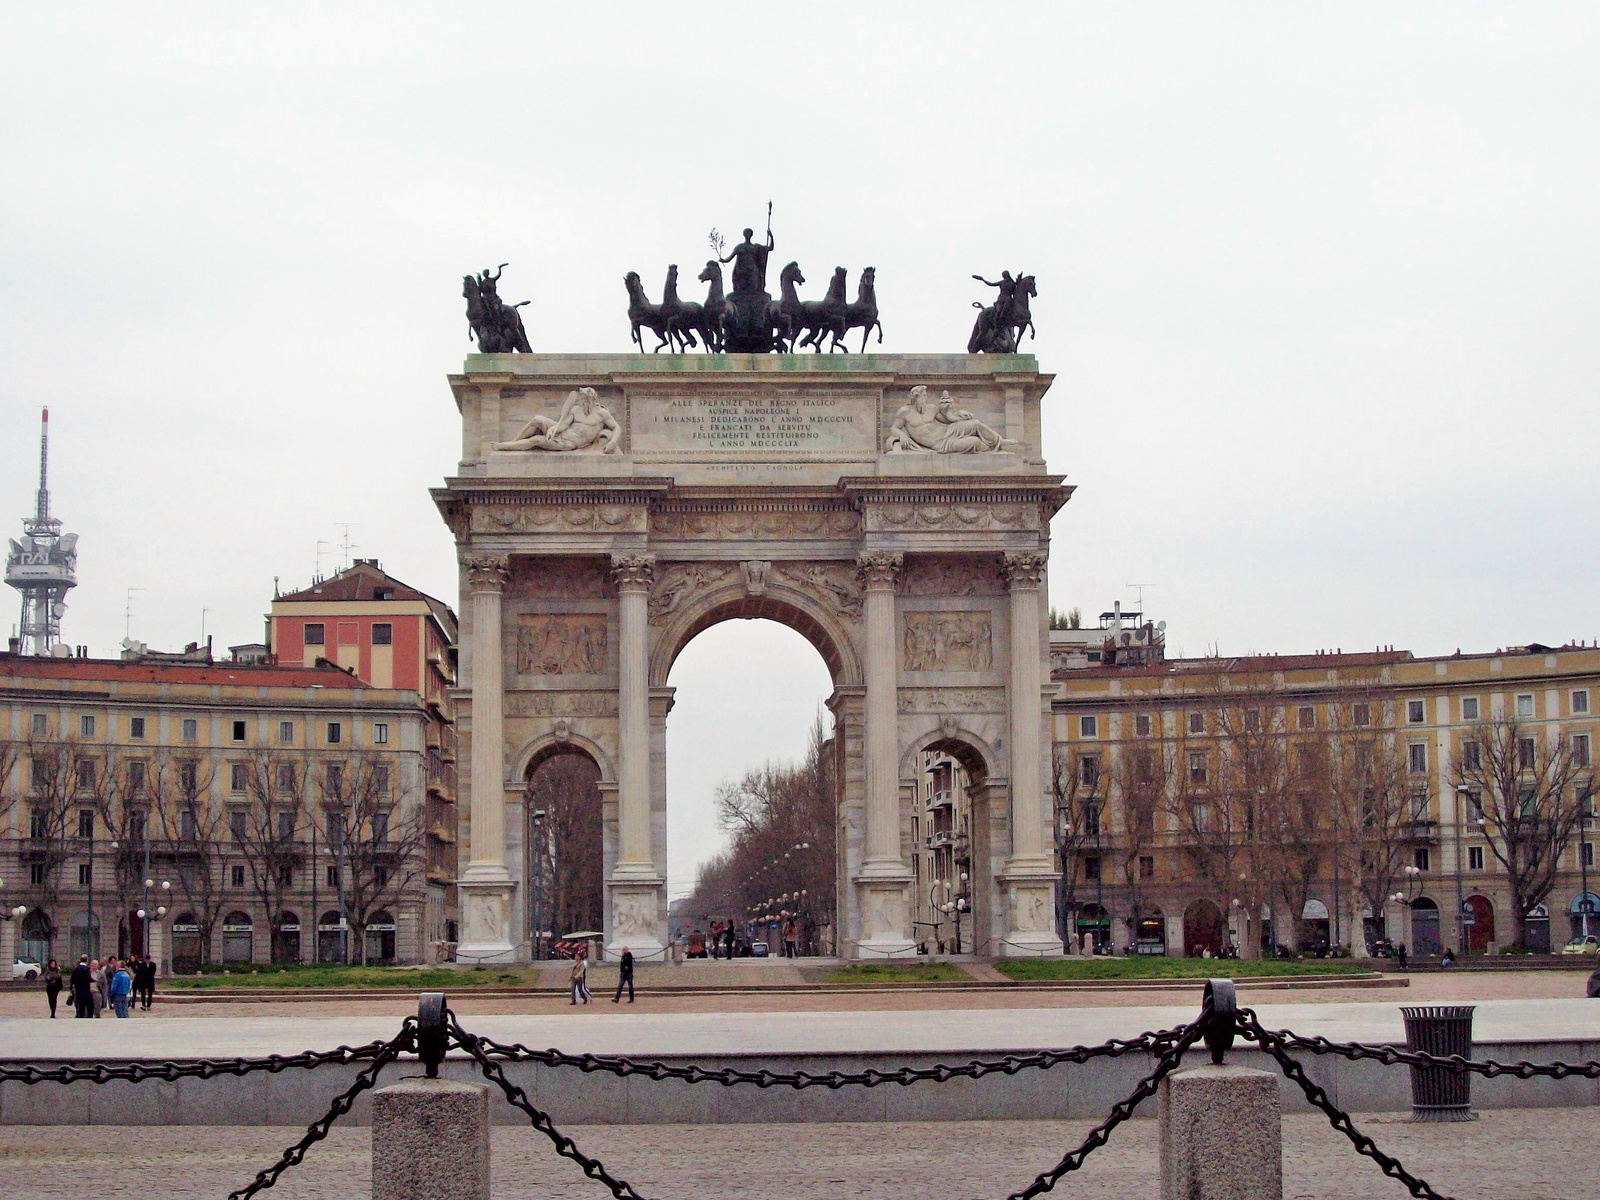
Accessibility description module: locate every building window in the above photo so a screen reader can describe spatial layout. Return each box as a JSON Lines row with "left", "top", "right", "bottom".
{"left": 326, "top": 865, "right": 340, "bottom": 888}
{"left": 1244, "top": 708, "right": 1261, "bottom": 733}
{"left": 1467, "top": 845, "right": 1485, "bottom": 871}
{"left": 230, "top": 763, "right": 248, "bottom": 793}
{"left": 1574, "top": 690, "right": 1591, "bottom": 715}
{"left": 1079, "top": 715, "right": 1098, "bottom": 739}
{"left": 278, "top": 864, "right": 294, "bottom": 887}
{"left": 30, "top": 808, "right": 47, "bottom": 838}
{"left": 180, "top": 807, "right": 198, "bottom": 842}
{"left": 1138, "top": 854, "right": 1155, "bottom": 880}
{"left": 373, "top": 722, "right": 389, "bottom": 745}
{"left": 277, "top": 809, "right": 296, "bottom": 841}
{"left": 326, "top": 763, "right": 344, "bottom": 795}
{"left": 31, "top": 713, "right": 47, "bottom": 738}
{"left": 1188, "top": 751, "right": 1208, "bottom": 785}
{"left": 1408, "top": 743, "right": 1427, "bottom": 774}
{"left": 1297, "top": 706, "right": 1315, "bottom": 731}
{"left": 1574, "top": 734, "right": 1592, "bottom": 769}
{"left": 181, "top": 718, "right": 198, "bottom": 743}
{"left": 230, "top": 810, "right": 247, "bottom": 841}
{"left": 1082, "top": 855, "right": 1101, "bottom": 882}
{"left": 1462, "top": 697, "right": 1479, "bottom": 721}
{"left": 30, "top": 863, "right": 45, "bottom": 885}
{"left": 1519, "top": 737, "right": 1536, "bottom": 771}
{"left": 30, "top": 757, "right": 48, "bottom": 790}
{"left": 76, "top": 759, "right": 96, "bottom": 790}
{"left": 129, "top": 716, "right": 146, "bottom": 740}
{"left": 80, "top": 714, "right": 95, "bottom": 738}
{"left": 327, "top": 722, "right": 342, "bottom": 745}
{"left": 1082, "top": 800, "right": 1101, "bottom": 838}
{"left": 231, "top": 864, "right": 246, "bottom": 888}
{"left": 374, "top": 865, "right": 389, "bottom": 887}
{"left": 1413, "top": 848, "right": 1430, "bottom": 872}
{"left": 1134, "top": 713, "right": 1151, "bottom": 737}
{"left": 1188, "top": 712, "right": 1204, "bottom": 734}
{"left": 279, "top": 720, "right": 294, "bottom": 744}
{"left": 78, "top": 863, "right": 92, "bottom": 887}
{"left": 1516, "top": 693, "right": 1534, "bottom": 718}
{"left": 372, "top": 623, "right": 393, "bottom": 646}
{"left": 127, "top": 760, "right": 146, "bottom": 794}
{"left": 1462, "top": 739, "right": 1481, "bottom": 770}
{"left": 305, "top": 623, "right": 326, "bottom": 646}
{"left": 1079, "top": 754, "right": 1099, "bottom": 787}
{"left": 1584, "top": 843, "right": 1595, "bottom": 868}
{"left": 229, "top": 720, "right": 246, "bottom": 743}
{"left": 77, "top": 808, "right": 95, "bottom": 839}
{"left": 180, "top": 761, "right": 198, "bottom": 794}
{"left": 1407, "top": 700, "right": 1425, "bottom": 724}
{"left": 277, "top": 764, "right": 297, "bottom": 794}
{"left": 373, "top": 765, "right": 390, "bottom": 793}
{"left": 1352, "top": 703, "right": 1371, "bottom": 727}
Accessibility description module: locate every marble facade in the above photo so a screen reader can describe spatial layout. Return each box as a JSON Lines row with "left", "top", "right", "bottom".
{"left": 433, "top": 354, "right": 1070, "bottom": 961}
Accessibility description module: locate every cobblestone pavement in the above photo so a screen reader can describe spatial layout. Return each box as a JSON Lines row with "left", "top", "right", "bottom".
{"left": 0, "top": 1111, "right": 1586, "bottom": 1199}
{"left": 0, "top": 968, "right": 1589, "bottom": 1020}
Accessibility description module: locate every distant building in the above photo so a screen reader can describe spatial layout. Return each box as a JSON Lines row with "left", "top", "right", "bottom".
{"left": 0, "top": 652, "right": 443, "bottom": 970}
{"left": 911, "top": 749, "right": 972, "bottom": 953}
{"left": 269, "top": 560, "right": 460, "bottom": 944}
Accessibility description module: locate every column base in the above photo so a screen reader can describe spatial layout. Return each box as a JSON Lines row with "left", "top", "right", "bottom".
{"left": 606, "top": 878, "right": 666, "bottom": 963}
{"left": 999, "top": 875, "right": 1064, "bottom": 958}
{"left": 853, "top": 872, "right": 915, "bottom": 959}
{"left": 456, "top": 877, "right": 518, "bottom": 966}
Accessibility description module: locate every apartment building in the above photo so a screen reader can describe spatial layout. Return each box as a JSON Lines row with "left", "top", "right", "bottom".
{"left": 0, "top": 652, "right": 446, "bottom": 971}
{"left": 1050, "top": 638, "right": 1600, "bottom": 958}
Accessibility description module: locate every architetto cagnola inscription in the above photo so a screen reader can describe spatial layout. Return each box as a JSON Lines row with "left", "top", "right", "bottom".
{"left": 433, "top": 353, "right": 1071, "bottom": 962}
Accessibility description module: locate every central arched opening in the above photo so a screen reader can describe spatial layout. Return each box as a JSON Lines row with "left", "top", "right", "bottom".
{"left": 666, "top": 616, "right": 835, "bottom": 957}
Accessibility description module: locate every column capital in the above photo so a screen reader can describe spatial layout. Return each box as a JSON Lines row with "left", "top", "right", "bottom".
{"left": 854, "top": 551, "right": 904, "bottom": 592}
{"left": 1001, "top": 551, "right": 1048, "bottom": 590}
{"left": 462, "top": 553, "right": 511, "bottom": 593}
{"left": 610, "top": 553, "right": 656, "bottom": 592}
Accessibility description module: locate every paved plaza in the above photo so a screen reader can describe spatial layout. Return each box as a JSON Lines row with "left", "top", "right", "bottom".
{"left": 0, "top": 1112, "right": 1585, "bottom": 1199}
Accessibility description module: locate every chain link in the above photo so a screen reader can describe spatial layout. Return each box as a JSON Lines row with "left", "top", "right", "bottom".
{"left": 0, "top": 1035, "right": 408, "bottom": 1088}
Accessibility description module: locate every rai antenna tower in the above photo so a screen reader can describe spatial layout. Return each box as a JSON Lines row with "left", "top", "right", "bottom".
{"left": 6, "top": 409, "right": 78, "bottom": 655}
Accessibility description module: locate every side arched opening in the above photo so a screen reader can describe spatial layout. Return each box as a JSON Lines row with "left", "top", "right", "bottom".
{"left": 524, "top": 743, "right": 605, "bottom": 959}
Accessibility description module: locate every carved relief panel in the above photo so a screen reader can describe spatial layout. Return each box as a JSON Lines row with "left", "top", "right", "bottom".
{"left": 901, "top": 611, "right": 994, "bottom": 672}
{"left": 512, "top": 557, "right": 612, "bottom": 599}
{"left": 774, "top": 562, "right": 864, "bottom": 620}
{"left": 900, "top": 555, "right": 1002, "bottom": 597}
{"left": 516, "top": 614, "right": 609, "bottom": 675}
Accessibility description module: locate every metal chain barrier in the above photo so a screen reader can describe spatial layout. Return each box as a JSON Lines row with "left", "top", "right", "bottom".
{"left": 7, "top": 982, "right": 1600, "bottom": 1200}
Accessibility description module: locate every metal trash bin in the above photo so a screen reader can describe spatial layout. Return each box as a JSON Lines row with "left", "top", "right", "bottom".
{"left": 1400, "top": 1005, "right": 1477, "bottom": 1121}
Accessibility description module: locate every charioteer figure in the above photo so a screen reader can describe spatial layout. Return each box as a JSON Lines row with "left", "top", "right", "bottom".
{"left": 718, "top": 206, "right": 777, "bottom": 353}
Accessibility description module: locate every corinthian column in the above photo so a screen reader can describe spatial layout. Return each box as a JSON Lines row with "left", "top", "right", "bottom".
{"left": 853, "top": 551, "right": 913, "bottom": 957}
{"left": 608, "top": 553, "right": 663, "bottom": 960}
{"left": 457, "top": 552, "right": 515, "bottom": 964}
{"left": 1000, "top": 550, "right": 1062, "bottom": 956}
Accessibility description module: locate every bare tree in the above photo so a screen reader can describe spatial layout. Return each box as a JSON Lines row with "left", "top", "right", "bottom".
{"left": 1111, "top": 738, "right": 1167, "bottom": 950}
{"left": 1452, "top": 714, "right": 1588, "bottom": 949}
{"left": 235, "top": 751, "right": 310, "bottom": 963}
{"left": 16, "top": 736, "right": 78, "bottom": 947}
{"left": 325, "top": 751, "right": 427, "bottom": 964}
{"left": 525, "top": 751, "right": 604, "bottom": 942}
{"left": 1051, "top": 744, "right": 1102, "bottom": 944}
{"left": 151, "top": 753, "right": 227, "bottom": 965}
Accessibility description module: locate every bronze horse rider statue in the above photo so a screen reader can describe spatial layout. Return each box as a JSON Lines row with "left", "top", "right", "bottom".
{"left": 463, "top": 263, "right": 532, "bottom": 353}
{"left": 967, "top": 271, "right": 1036, "bottom": 354}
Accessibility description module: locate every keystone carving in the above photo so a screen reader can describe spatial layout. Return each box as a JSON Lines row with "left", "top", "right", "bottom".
{"left": 742, "top": 560, "right": 771, "bottom": 596}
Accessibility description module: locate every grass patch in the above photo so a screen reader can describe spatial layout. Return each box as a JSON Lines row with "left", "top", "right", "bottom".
{"left": 822, "top": 962, "right": 972, "bottom": 985}
{"left": 995, "top": 958, "right": 1370, "bottom": 982}
{"left": 163, "top": 965, "right": 535, "bottom": 989}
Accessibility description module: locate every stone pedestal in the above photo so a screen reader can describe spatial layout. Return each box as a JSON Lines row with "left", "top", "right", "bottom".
{"left": 1159, "top": 1065, "right": 1281, "bottom": 1200}
{"left": 0, "top": 917, "right": 16, "bottom": 972}
{"left": 372, "top": 1078, "right": 490, "bottom": 1200}
{"left": 607, "top": 554, "right": 665, "bottom": 960}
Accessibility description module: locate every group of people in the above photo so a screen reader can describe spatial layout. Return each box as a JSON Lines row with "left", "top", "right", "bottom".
{"left": 42, "top": 954, "right": 157, "bottom": 1018}
{"left": 567, "top": 946, "right": 636, "bottom": 1005}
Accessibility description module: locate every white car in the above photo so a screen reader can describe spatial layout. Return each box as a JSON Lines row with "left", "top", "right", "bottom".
{"left": 12, "top": 957, "right": 42, "bottom": 981}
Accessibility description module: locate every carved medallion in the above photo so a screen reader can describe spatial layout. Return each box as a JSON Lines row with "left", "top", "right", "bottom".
{"left": 516, "top": 614, "right": 609, "bottom": 675}
{"left": 901, "top": 611, "right": 994, "bottom": 672}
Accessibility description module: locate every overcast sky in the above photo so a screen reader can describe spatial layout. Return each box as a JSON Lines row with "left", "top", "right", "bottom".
{"left": 4, "top": 6, "right": 1598, "bottom": 893}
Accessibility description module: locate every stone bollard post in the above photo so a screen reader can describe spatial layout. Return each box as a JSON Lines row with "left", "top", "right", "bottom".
{"left": 1159, "top": 1064, "right": 1281, "bottom": 1200}
{"left": 372, "top": 1078, "right": 491, "bottom": 1200}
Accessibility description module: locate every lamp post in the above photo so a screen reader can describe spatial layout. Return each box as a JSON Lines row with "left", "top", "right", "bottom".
{"left": 1454, "top": 785, "right": 1485, "bottom": 955}
{"left": 528, "top": 808, "right": 547, "bottom": 961}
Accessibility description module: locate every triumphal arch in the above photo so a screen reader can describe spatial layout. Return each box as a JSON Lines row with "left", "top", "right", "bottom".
{"left": 433, "top": 352, "right": 1070, "bottom": 961}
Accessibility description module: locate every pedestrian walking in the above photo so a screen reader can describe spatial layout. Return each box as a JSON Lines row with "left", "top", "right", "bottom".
{"left": 138, "top": 955, "right": 157, "bottom": 1010}
{"left": 723, "top": 923, "right": 735, "bottom": 960}
{"left": 70, "top": 955, "right": 92, "bottom": 1019}
{"left": 782, "top": 919, "right": 798, "bottom": 959}
{"left": 1396, "top": 943, "right": 1408, "bottom": 970}
{"left": 569, "top": 950, "right": 590, "bottom": 1005}
{"left": 612, "top": 947, "right": 635, "bottom": 1004}
{"left": 709, "top": 922, "right": 721, "bottom": 960}
{"left": 91, "top": 958, "right": 108, "bottom": 1017}
{"left": 43, "top": 959, "right": 62, "bottom": 1018}
{"left": 110, "top": 960, "right": 133, "bottom": 1018}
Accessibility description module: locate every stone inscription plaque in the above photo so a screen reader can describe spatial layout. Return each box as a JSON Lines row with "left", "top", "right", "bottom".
{"left": 630, "top": 391, "right": 876, "bottom": 458}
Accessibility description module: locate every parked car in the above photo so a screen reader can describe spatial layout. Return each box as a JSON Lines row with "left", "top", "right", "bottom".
{"left": 12, "top": 957, "right": 42, "bottom": 981}
{"left": 750, "top": 940, "right": 770, "bottom": 957}
{"left": 1561, "top": 935, "right": 1599, "bottom": 955}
